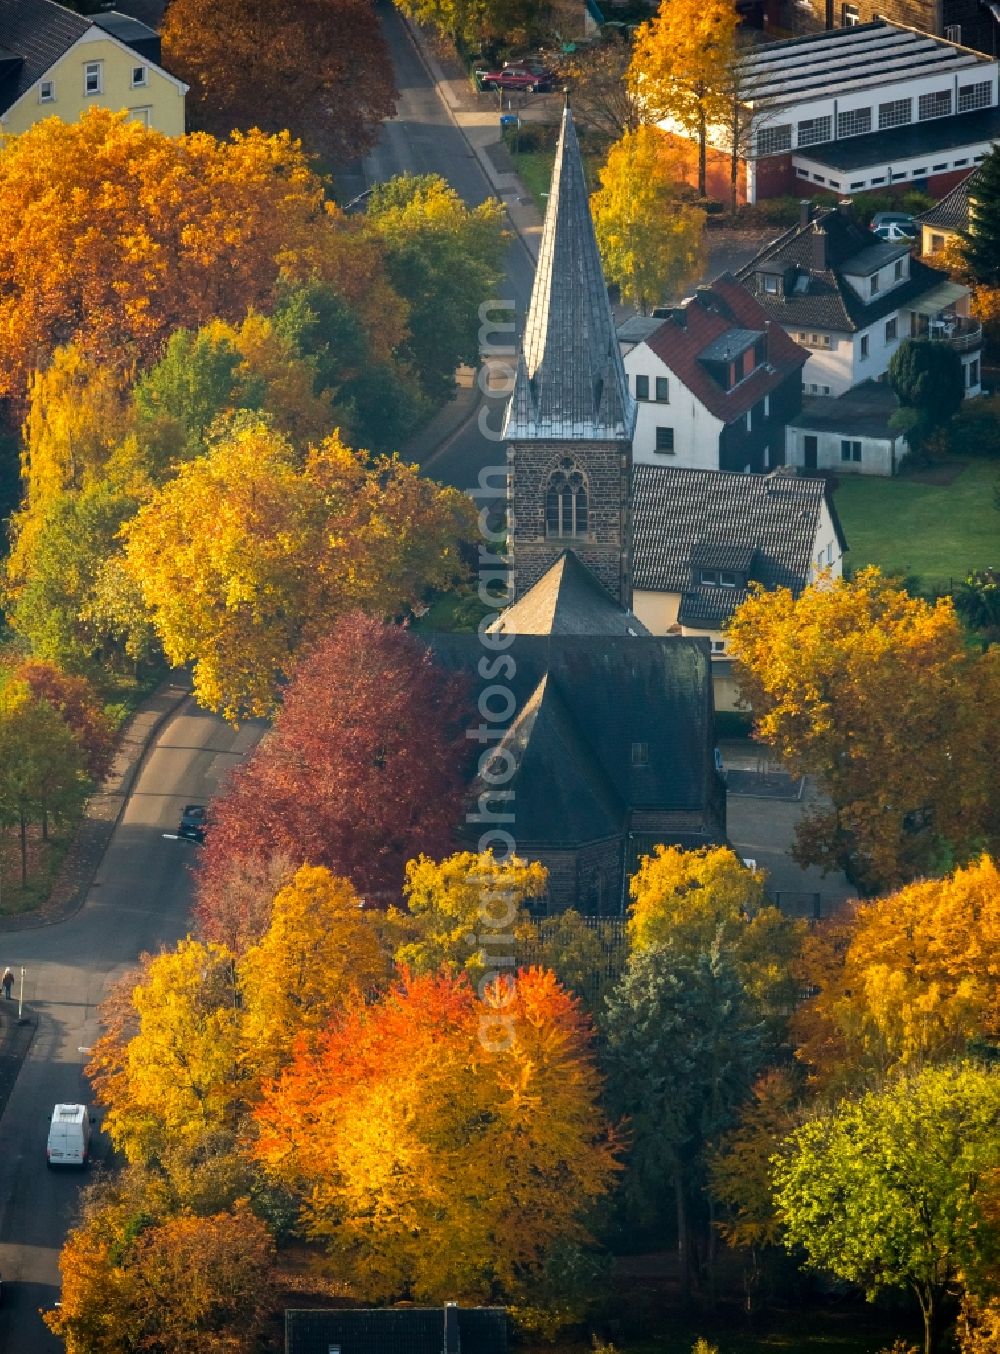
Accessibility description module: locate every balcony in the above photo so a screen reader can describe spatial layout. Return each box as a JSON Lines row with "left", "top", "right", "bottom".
{"left": 913, "top": 315, "right": 983, "bottom": 353}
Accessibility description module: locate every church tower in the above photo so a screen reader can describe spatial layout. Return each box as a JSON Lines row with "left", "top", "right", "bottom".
{"left": 504, "top": 99, "right": 636, "bottom": 606}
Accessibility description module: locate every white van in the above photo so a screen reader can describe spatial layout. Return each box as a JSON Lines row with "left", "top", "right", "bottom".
{"left": 46, "top": 1104, "right": 91, "bottom": 1167}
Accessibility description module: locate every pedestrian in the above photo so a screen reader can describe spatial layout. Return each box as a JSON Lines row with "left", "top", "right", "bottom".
{"left": 2, "top": 969, "right": 13, "bottom": 1000}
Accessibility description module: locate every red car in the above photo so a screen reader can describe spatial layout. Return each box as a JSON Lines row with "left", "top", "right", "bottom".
{"left": 479, "top": 64, "right": 554, "bottom": 92}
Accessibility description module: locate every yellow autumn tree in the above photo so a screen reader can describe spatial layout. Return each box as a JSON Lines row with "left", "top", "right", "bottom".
{"left": 239, "top": 865, "right": 388, "bottom": 1084}
{"left": 0, "top": 109, "right": 405, "bottom": 404}
{"left": 793, "top": 855, "right": 1000, "bottom": 1087}
{"left": 121, "top": 419, "right": 474, "bottom": 719}
{"left": 393, "top": 849, "right": 549, "bottom": 979}
{"left": 87, "top": 939, "right": 243, "bottom": 1167}
{"left": 727, "top": 567, "right": 999, "bottom": 894}
{"left": 591, "top": 126, "right": 706, "bottom": 313}
{"left": 629, "top": 0, "right": 739, "bottom": 197}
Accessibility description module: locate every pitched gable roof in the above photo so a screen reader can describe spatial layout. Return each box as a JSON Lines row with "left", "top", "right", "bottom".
{"left": 637, "top": 274, "right": 808, "bottom": 422}
{"left": 916, "top": 166, "right": 982, "bottom": 231}
{"left": 505, "top": 102, "right": 634, "bottom": 442}
{"left": 736, "top": 208, "right": 952, "bottom": 333}
{"left": 490, "top": 550, "right": 650, "bottom": 637}
{"left": 482, "top": 672, "right": 625, "bottom": 846}
{"left": 286, "top": 1307, "right": 508, "bottom": 1354}
{"left": 632, "top": 465, "right": 846, "bottom": 627}
{"left": 0, "top": 0, "right": 88, "bottom": 113}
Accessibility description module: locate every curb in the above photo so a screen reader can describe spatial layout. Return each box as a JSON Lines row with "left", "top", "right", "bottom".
{"left": 0, "top": 676, "right": 193, "bottom": 933}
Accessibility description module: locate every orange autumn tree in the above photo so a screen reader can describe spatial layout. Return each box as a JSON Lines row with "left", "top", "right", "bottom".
{"left": 0, "top": 109, "right": 404, "bottom": 404}
{"left": 727, "top": 567, "right": 998, "bottom": 894}
{"left": 254, "top": 967, "right": 620, "bottom": 1308}
{"left": 793, "top": 855, "right": 1000, "bottom": 1089}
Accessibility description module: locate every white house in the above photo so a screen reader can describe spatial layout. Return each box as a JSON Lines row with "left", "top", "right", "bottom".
{"left": 619, "top": 276, "right": 809, "bottom": 474}
{"left": 737, "top": 201, "right": 982, "bottom": 400}
{"left": 786, "top": 380, "right": 910, "bottom": 475}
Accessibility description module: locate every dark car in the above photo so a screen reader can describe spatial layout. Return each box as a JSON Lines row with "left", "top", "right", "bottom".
{"left": 178, "top": 804, "right": 207, "bottom": 842}
{"left": 479, "top": 63, "right": 554, "bottom": 92}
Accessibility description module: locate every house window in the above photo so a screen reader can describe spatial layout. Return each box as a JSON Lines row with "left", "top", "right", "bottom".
{"left": 84, "top": 61, "right": 102, "bottom": 95}
{"left": 763, "top": 274, "right": 780, "bottom": 293}
{"left": 870, "top": 273, "right": 880, "bottom": 296}
{"left": 797, "top": 115, "right": 832, "bottom": 147}
{"left": 38, "top": 80, "right": 54, "bottom": 102}
{"left": 129, "top": 107, "right": 151, "bottom": 128}
{"left": 860, "top": 334, "right": 869, "bottom": 359}
{"left": 842, "top": 2, "right": 859, "bottom": 22}
{"left": 757, "top": 123, "right": 792, "bottom": 155}
{"left": 131, "top": 65, "right": 148, "bottom": 87}
{"left": 655, "top": 376, "right": 670, "bottom": 402}
{"left": 878, "top": 97, "right": 912, "bottom": 130}
{"left": 719, "top": 571, "right": 739, "bottom": 588}
{"left": 631, "top": 741, "right": 649, "bottom": 767}
{"left": 894, "top": 258, "right": 904, "bottom": 280}
{"left": 945, "top": 23, "right": 962, "bottom": 41}
{"left": 841, "top": 439, "right": 862, "bottom": 462}
{"left": 635, "top": 374, "right": 649, "bottom": 400}
{"left": 655, "top": 426, "right": 675, "bottom": 453}
{"left": 918, "top": 89, "right": 952, "bottom": 120}
{"left": 958, "top": 80, "right": 991, "bottom": 112}
{"left": 837, "top": 107, "right": 872, "bottom": 139}
{"left": 699, "top": 569, "right": 719, "bottom": 586}
{"left": 885, "top": 316, "right": 898, "bottom": 341}
{"left": 969, "top": 358, "right": 980, "bottom": 387}
{"left": 711, "top": 639, "right": 726, "bottom": 653}
{"left": 930, "top": 232, "right": 945, "bottom": 253}
{"left": 545, "top": 458, "right": 588, "bottom": 538}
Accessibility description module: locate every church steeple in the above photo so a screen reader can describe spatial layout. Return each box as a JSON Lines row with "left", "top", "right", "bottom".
{"left": 504, "top": 100, "right": 635, "bottom": 442}
{"left": 503, "top": 99, "right": 635, "bottom": 609}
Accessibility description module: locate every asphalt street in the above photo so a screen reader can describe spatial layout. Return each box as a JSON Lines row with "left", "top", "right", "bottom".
{"left": 339, "top": 1, "right": 535, "bottom": 492}
{"left": 0, "top": 702, "right": 265, "bottom": 1351}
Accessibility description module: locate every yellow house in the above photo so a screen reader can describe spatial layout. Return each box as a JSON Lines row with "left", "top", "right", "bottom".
{"left": 917, "top": 167, "right": 981, "bottom": 259}
{"left": 0, "top": 0, "right": 186, "bottom": 138}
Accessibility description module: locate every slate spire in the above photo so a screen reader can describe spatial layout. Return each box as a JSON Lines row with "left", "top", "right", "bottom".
{"left": 504, "top": 102, "right": 635, "bottom": 441}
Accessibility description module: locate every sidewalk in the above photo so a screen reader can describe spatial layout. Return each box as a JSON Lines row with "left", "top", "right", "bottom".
{"left": 0, "top": 674, "right": 192, "bottom": 933}
{"left": 402, "top": 18, "right": 547, "bottom": 260}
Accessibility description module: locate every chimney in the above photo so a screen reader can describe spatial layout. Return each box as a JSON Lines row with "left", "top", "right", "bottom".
{"left": 837, "top": 196, "right": 853, "bottom": 215}
{"left": 444, "top": 1303, "right": 461, "bottom": 1354}
{"left": 811, "top": 225, "right": 827, "bottom": 273}
{"left": 799, "top": 198, "right": 812, "bottom": 228}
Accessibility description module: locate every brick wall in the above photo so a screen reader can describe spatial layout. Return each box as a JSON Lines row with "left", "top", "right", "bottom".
{"left": 508, "top": 438, "right": 632, "bottom": 604}
{"left": 784, "top": 0, "right": 994, "bottom": 50}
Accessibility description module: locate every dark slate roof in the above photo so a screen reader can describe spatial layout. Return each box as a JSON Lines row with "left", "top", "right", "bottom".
{"left": 484, "top": 672, "right": 625, "bottom": 846}
{"left": 844, "top": 241, "right": 911, "bottom": 274}
{"left": 736, "top": 207, "right": 952, "bottom": 333}
{"left": 690, "top": 541, "right": 757, "bottom": 571}
{"left": 618, "top": 314, "right": 665, "bottom": 346}
{"left": 505, "top": 103, "right": 635, "bottom": 442}
{"left": 0, "top": 0, "right": 88, "bottom": 114}
{"left": 427, "top": 633, "right": 719, "bottom": 830}
{"left": 632, "top": 466, "right": 847, "bottom": 626}
{"left": 642, "top": 274, "right": 808, "bottom": 422}
{"left": 797, "top": 107, "right": 1000, "bottom": 172}
{"left": 916, "top": 166, "right": 982, "bottom": 230}
{"left": 286, "top": 1307, "right": 508, "bottom": 1354}
{"left": 95, "top": 10, "right": 161, "bottom": 62}
{"left": 489, "top": 550, "right": 650, "bottom": 638}
{"left": 788, "top": 379, "right": 901, "bottom": 439}
{"left": 699, "top": 328, "right": 763, "bottom": 362}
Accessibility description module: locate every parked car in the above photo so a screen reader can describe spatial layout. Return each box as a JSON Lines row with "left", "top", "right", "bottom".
{"left": 479, "top": 63, "right": 555, "bottom": 92}
{"left": 178, "top": 803, "right": 207, "bottom": 842}
{"left": 870, "top": 211, "right": 916, "bottom": 237}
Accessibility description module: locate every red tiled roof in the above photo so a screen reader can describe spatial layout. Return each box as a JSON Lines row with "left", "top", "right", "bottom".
{"left": 643, "top": 273, "right": 808, "bottom": 424}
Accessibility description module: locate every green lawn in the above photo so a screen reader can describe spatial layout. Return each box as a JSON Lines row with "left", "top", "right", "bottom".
{"left": 834, "top": 459, "right": 1000, "bottom": 588}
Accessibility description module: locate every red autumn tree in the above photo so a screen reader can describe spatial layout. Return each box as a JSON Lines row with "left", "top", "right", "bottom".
{"left": 161, "top": 0, "right": 396, "bottom": 163}
{"left": 194, "top": 614, "right": 470, "bottom": 946}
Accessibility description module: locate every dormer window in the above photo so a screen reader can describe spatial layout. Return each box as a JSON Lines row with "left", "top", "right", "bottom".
{"left": 762, "top": 274, "right": 780, "bottom": 295}
{"left": 699, "top": 569, "right": 740, "bottom": 588}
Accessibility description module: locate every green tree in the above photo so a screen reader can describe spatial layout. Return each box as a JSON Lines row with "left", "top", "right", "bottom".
{"left": 602, "top": 944, "right": 766, "bottom": 1286}
{"left": 772, "top": 1062, "right": 1000, "bottom": 1354}
{"left": 592, "top": 127, "right": 706, "bottom": 313}
{"left": 366, "top": 175, "right": 507, "bottom": 402}
{"left": 888, "top": 339, "right": 965, "bottom": 451}
{"left": 962, "top": 145, "right": 1000, "bottom": 287}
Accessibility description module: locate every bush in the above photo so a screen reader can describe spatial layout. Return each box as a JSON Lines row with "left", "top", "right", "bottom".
{"left": 947, "top": 397, "right": 1000, "bottom": 458}
{"left": 736, "top": 195, "right": 806, "bottom": 226}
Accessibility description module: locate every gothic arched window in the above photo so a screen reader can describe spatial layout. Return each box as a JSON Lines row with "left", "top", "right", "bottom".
{"left": 545, "top": 458, "right": 589, "bottom": 539}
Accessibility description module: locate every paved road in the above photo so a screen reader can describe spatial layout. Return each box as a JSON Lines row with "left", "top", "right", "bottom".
{"left": 0, "top": 702, "right": 264, "bottom": 1352}
{"left": 340, "top": 1, "right": 535, "bottom": 492}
